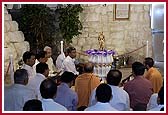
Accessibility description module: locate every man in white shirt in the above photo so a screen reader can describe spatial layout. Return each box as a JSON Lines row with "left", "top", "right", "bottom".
{"left": 147, "top": 93, "right": 158, "bottom": 110}
{"left": 40, "top": 79, "right": 67, "bottom": 111}
{"left": 4, "top": 69, "right": 36, "bottom": 111}
{"left": 28, "top": 63, "right": 49, "bottom": 100}
{"left": 85, "top": 83, "right": 117, "bottom": 111}
{"left": 33, "top": 50, "right": 48, "bottom": 72}
{"left": 56, "top": 48, "right": 68, "bottom": 73}
{"left": 89, "top": 70, "right": 130, "bottom": 111}
{"left": 44, "top": 46, "right": 56, "bottom": 75}
{"left": 22, "top": 51, "right": 36, "bottom": 82}
{"left": 149, "top": 86, "right": 164, "bottom": 111}
{"left": 62, "top": 47, "right": 79, "bottom": 75}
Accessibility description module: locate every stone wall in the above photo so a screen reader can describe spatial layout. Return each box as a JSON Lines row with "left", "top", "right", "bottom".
{"left": 72, "top": 4, "right": 152, "bottom": 63}
{"left": 4, "top": 6, "right": 30, "bottom": 84}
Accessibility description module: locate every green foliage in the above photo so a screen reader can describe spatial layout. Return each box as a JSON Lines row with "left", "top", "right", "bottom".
{"left": 20, "top": 4, "right": 55, "bottom": 50}
{"left": 58, "top": 4, "right": 83, "bottom": 43}
{"left": 18, "top": 4, "right": 83, "bottom": 51}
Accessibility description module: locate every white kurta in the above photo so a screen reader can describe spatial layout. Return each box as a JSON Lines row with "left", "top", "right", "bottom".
{"left": 147, "top": 93, "right": 158, "bottom": 110}
{"left": 27, "top": 73, "right": 46, "bottom": 100}
{"left": 46, "top": 57, "right": 56, "bottom": 74}
{"left": 85, "top": 102, "right": 117, "bottom": 111}
{"left": 4, "top": 84, "right": 36, "bottom": 111}
{"left": 22, "top": 64, "right": 36, "bottom": 81}
{"left": 89, "top": 85, "right": 130, "bottom": 111}
{"left": 55, "top": 53, "right": 65, "bottom": 71}
{"left": 149, "top": 105, "right": 164, "bottom": 111}
{"left": 41, "top": 98, "right": 67, "bottom": 111}
{"left": 62, "top": 56, "right": 79, "bottom": 75}
{"left": 33, "top": 59, "right": 40, "bottom": 73}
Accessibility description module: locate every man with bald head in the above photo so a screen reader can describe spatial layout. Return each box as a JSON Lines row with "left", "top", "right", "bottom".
{"left": 75, "top": 62, "right": 100, "bottom": 108}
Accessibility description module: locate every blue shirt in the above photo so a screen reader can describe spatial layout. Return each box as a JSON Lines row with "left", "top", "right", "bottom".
{"left": 54, "top": 83, "right": 78, "bottom": 111}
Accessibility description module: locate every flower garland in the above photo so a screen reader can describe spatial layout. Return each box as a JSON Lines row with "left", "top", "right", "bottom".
{"left": 85, "top": 49, "right": 116, "bottom": 56}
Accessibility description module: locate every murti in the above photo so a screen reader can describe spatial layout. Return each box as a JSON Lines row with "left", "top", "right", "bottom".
{"left": 98, "top": 32, "right": 105, "bottom": 51}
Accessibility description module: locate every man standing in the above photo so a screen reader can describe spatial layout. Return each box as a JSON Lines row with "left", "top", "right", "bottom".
{"left": 144, "top": 57, "right": 163, "bottom": 93}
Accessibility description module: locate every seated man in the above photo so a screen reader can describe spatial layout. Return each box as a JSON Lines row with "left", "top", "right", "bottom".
{"left": 147, "top": 93, "right": 158, "bottom": 110}
{"left": 54, "top": 71, "right": 78, "bottom": 111}
{"left": 144, "top": 57, "right": 163, "bottom": 93}
{"left": 40, "top": 79, "right": 67, "bottom": 111}
{"left": 22, "top": 51, "right": 36, "bottom": 82}
{"left": 75, "top": 62, "right": 100, "bottom": 108}
{"left": 56, "top": 48, "right": 68, "bottom": 73}
{"left": 124, "top": 62, "right": 153, "bottom": 110}
{"left": 62, "top": 47, "right": 79, "bottom": 75}
{"left": 33, "top": 50, "right": 48, "bottom": 71}
{"left": 149, "top": 86, "right": 164, "bottom": 111}
{"left": 23, "top": 99, "right": 43, "bottom": 111}
{"left": 89, "top": 70, "right": 130, "bottom": 111}
{"left": 4, "top": 69, "right": 36, "bottom": 111}
{"left": 44, "top": 46, "right": 57, "bottom": 75}
{"left": 85, "top": 83, "right": 117, "bottom": 111}
{"left": 28, "top": 63, "right": 49, "bottom": 100}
